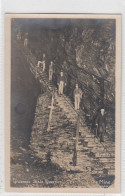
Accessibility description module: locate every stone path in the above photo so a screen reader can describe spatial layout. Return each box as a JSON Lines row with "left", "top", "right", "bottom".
{"left": 15, "top": 40, "right": 115, "bottom": 187}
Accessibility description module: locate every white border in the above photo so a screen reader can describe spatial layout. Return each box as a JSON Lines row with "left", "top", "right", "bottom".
{"left": 0, "top": 0, "right": 125, "bottom": 196}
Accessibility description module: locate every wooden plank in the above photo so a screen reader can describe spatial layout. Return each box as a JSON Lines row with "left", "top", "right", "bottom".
{"left": 76, "top": 114, "right": 80, "bottom": 150}
{"left": 47, "top": 93, "right": 55, "bottom": 131}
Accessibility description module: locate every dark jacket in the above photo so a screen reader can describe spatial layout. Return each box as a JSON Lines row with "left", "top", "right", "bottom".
{"left": 96, "top": 113, "right": 106, "bottom": 133}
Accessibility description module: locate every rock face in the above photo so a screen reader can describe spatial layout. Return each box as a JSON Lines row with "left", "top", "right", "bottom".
{"left": 11, "top": 41, "right": 41, "bottom": 152}
{"left": 26, "top": 19, "right": 115, "bottom": 126}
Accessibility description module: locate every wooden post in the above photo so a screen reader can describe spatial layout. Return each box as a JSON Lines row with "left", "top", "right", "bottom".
{"left": 73, "top": 113, "right": 80, "bottom": 166}
{"left": 47, "top": 92, "right": 55, "bottom": 131}
{"left": 76, "top": 113, "right": 80, "bottom": 150}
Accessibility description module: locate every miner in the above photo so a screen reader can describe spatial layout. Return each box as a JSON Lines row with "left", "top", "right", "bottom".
{"left": 16, "top": 30, "right": 21, "bottom": 40}
{"left": 49, "top": 61, "right": 54, "bottom": 80}
{"left": 37, "top": 60, "right": 42, "bottom": 67}
{"left": 74, "top": 84, "right": 82, "bottom": 110}
{"left": 96, "top": 108, "right": 106, "bottom": 143}
{"left": 37, "top": 53, "right": 46, "bottom": 72}
{"left": 24, "top": 32, "right": 29, "bottom": 47}
{"left": 57, "top": 71, "right": 66, "bottom": 95}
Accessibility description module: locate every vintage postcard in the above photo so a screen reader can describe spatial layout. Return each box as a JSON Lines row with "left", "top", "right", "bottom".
{"left": 5, "top": 14, "right": 121, "bottom": 193}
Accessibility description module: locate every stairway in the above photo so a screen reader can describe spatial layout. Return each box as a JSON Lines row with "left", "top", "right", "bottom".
{"left": 15, "top": 40, "right": 115, "bottom": 183}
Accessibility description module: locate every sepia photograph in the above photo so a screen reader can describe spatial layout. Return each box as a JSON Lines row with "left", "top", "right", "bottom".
{"left": 5, "top": 14, "right": 121, "bottom": 193}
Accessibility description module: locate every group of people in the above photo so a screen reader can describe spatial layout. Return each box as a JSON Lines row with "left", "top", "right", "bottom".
{"left": 16, "top": 30, "right": 82, "bottom": 112}
{"left": 57, "top": 70, "right": 83, "bottom": 111}
{"left": 16, "top": 31, "right": 106, "bottom": 143}
{"left": 36, "top": 55, "right": 83, "bottom": 111}
{"left": 57, "top": 70, "right": 106, "bottom": 143}
{"left": 16, "top": 30, "right": 29, "bottom": 48}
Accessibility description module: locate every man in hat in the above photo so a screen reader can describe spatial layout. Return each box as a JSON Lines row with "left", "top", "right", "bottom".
{"left": 49, "top": 61, "right": 54, "bottom": 80}
{"left": 96, "top": 108, "right": 106, "bottom": 142}
{"left": 74, "top": 84, "right": 82, "bottom": 110}
{"left": 57, "top": 71, "right": 66, "bottom": 95}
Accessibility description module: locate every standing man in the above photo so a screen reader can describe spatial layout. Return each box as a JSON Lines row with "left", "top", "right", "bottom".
{"left": 57, "top": 71, "right": 66, "bottom": 95}
{"left": 74, "top": 84, "right": 82, "bottom": 110}
{"left": 24, "top": 32, "right": 29, "bottom": 48}
{"left": 37, "top": 53, "right": 46, "bottom": 72}
{"left": 16, "top": 30, "right": 21, "bottom": 40}
{"left": 96, "top": 108, "right": 106, "bottom": 143}
{"left": 43, "top": 53, "right": 46, "bottom": 61}
{"left": 49, "top": 61, "right": 54, "bottom": 80}
{"left": 37, "top": 60, "right": 42, "bottom": 68}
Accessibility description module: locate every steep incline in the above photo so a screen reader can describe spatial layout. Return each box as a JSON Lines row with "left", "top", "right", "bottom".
{"left": 15, "top": 40, "right": 115, "bottom": 184}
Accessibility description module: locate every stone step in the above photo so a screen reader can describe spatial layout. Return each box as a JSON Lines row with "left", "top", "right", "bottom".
{"left": 96, "top": 152, "right": 115, "bottom": 158}
{"left": 98, "top": 157, "right": 115, "bottom": 163}
{"left": 89, "top": 145, "right": 105, "bottom": 150}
